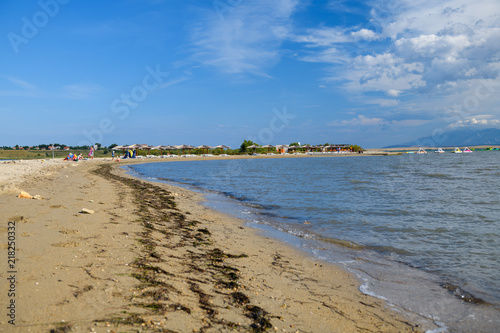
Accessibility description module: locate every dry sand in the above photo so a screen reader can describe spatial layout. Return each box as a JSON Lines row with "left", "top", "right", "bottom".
{"left": 0, "top": 158, "right": 421, "bottom": 332}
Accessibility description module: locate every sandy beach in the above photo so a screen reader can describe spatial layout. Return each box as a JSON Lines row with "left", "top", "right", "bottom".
{"left": 0, "top": 158, "right": 420, "bottom": 332}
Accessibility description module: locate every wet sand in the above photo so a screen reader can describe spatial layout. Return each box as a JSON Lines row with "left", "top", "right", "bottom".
{"left": 0, "top": 158, "right": 420, "bottom": 332}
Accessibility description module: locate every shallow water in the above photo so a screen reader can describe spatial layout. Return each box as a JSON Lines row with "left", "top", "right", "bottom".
{"left": 127, "top": 152, "right": 500, "bottom": 332}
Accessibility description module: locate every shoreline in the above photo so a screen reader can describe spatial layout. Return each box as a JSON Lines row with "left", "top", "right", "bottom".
{"left": 0, "top": 159, "right": 423, "bottom": 332}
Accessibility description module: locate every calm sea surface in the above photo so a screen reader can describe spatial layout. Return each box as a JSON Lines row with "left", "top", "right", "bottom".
{"left": 127, "top": 152, "right": 500, "bottom": 332}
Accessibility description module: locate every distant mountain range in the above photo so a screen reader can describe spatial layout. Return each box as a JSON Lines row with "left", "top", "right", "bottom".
{"left": 385, "top": 128, "right": 500, "bottom": 148}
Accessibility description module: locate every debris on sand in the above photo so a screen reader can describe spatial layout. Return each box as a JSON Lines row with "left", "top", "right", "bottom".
{"left": 18, "top": 191, "right": 33, "bottom": 199}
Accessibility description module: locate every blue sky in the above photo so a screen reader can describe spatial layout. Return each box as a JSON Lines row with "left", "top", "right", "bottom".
{"left": 1, "top": 0, "right": 499, "bottom": 148}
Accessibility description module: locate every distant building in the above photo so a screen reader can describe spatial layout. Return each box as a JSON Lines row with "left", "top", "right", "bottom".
{"left": 64, "top": 147, "right": 70, "bottom": 151}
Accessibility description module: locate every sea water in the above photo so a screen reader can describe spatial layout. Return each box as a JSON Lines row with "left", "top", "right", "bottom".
{"left": 127, "top": 152, "right": 500, "bottom": 332}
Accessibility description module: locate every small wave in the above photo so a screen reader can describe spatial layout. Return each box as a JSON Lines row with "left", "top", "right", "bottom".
{"left": 423, "top": 173, "right": 454, "bottom": 180}
{"left": 371, "top": 210, "right": 412, "bottom": 217}
{"left": 359, "top": 280, "right": 389, "bottom": 301}
{"left": 157, "top": 176, "right": 174, "bottom": 182}
{"left": 373, "top": 225, "right": 417, "bottom": 233}
{"left": 470, "top": 201, "right": 498, "bottom": 205}
{"left": 350, "top": 179, "right": 371, "bottom": 184}
{"left": 317, "top": 236, "right": 365, "bottom": 250}
{"left": 425, "top": 325, "right": 448, "bottom": 333}
{"left": 286, "top": 229, "right": 315, "bottom": 239}
{"left": 367, "top": 245, "right": 413, "bottom": 256}
{"left": 441, "top": 282, "right": 487, "bottom": 304}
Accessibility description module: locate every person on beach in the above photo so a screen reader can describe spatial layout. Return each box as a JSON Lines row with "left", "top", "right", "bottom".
{"left": 89, "top": 146, "right": 94, "bottom": 160}
{"left": 112, "top": 150, "right": 115, "bottom": 161}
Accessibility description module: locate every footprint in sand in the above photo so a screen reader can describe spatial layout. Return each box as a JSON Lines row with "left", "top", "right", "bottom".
{"left": 51, "top": 241, "right": 80, "bottom": 248}
{"left": 59, "top": 229, "right": 80, "bottom": 235}
{"left": 50, "top": 205, "right": 66, "bottom": 209}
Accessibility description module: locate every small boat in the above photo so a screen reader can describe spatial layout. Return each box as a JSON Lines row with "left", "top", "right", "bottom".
{"left": 434, "top": 148, "right": 445, "bottom": 153}
{"left": 416, "top": 148, "right": 427, "bottom": 154}
{"left": 452, "top": 147, "right": 462, "bottom": 153}
{"left": 463, "top": 147, "right": 473, "bottom": 153}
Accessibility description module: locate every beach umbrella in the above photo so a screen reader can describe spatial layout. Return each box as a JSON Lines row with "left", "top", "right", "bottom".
{"left": 177, "top": 144, "right": 194, "bottom": 155}
{"left": 112, "top": 145, "right": 128, "bottom": 156}
{"left": 246, "top": 144, "right": 259, "bottom": 153}
{"left": 152, "top": 145, "right": 171, "bottom": 155}
{"left": 164, "top": 145, "right": 176, "bottom": 155}
{"left": 185, "top": 145, "right": 194, "bottom": 154}
{"left": 262, "top": 144, "right": 275, "bottom": 154}
{"left": 196, "top": 145, "right": 213, "bottom": 154}
{"left": 215, "top": 145, "right": 230, "bottom": 154}
{"left": 125, "top": 144, "right": 146, "bottom": 157}
{"left": 173, "top": 145, "right": 184, "bottom": 154}
{"left": 140, "top": 145, "right": 154, "bottom": 155}
{"left": 126, "top": 144, "right": 140, "bottom": 148}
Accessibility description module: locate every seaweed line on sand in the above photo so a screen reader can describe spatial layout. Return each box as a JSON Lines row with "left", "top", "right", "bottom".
{"left": 90, "top": 164, "right": 274, "bottom": 332}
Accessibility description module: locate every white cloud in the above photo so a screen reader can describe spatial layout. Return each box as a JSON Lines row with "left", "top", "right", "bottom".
{"left": 342, "top": 53, "right": 426, "bottom": 93}
{"left": 0, "top": 76, "right": 105, "bottom": 100}
{"left": 295, "top": 27, "right": 350, "bottom": 46}
{"left": 448, "top": 115, "right": 500, "bottom": 128}
{"left": 350, "top": 28, "right": 380, "bottom": 41}
{"left": 386, "top": 89, "right": 401, "bottom": 97}
{"left": 329, "top": 115, "right": 431, "bottom": 128}
{"left": 0, "top": 76, "right": 42, "bottom": 97}
{"left": 292, "top": 0, "right": 500, "bottom": 131}
{"left": 190, "top": 0, "right": 300, "bottom": 76}
{"left": 380, "top": 0, "right": 499, "bottom": 39}
{"left": 367, "top": 99, "right": 399, "bottom": 107}
{"left": 6, "top": 76, "right": 38, "bottom": 90}
{"left": 299, "top": 47, "right": 347, "bottom": 64}
{"left": 328, "top": 115, "right": 385, "bottom": 126}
